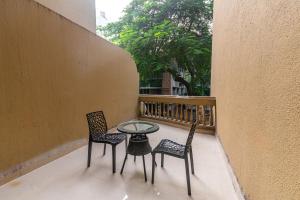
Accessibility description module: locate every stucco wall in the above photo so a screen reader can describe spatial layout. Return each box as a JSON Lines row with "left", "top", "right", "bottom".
{"left": 211, "top": 0, "right": 300, "bottom": 200}
{"left": 0, "top": 0, "right": 138, "bottom": 177}
{"left": 35, "top": 0, "right": 96, "bottom": 33}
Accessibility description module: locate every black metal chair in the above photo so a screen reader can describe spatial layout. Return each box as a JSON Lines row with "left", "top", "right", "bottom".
{"left": 86, "top": 111, "right": 127, "bottom": 173}
{"left": 151, "top": 121, "right": 197, "bottom": 196}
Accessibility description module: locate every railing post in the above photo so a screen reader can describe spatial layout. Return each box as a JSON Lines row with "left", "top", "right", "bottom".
{"left": 175, "top": 104, "right": 179, "bottom": 121}
{"left": 184, "top": 104, "right": 188, "bottom": 123}
{"left": 209, "top": 105, "right": 213, "bottom": 126}
{"left": 180, "top": 104, "right": 184, "bottom": 122}
{"left": 140, "top": 101, "right": 144, "bottom": 117}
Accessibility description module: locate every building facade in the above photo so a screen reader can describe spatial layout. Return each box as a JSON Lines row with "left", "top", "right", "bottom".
{"left": 140, "top": 72, "right": 187, "bottom": 96}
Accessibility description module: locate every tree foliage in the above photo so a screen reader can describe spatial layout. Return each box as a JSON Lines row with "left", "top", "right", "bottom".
{"left": 99, "top": 0, "right": 213, "bottom": 96}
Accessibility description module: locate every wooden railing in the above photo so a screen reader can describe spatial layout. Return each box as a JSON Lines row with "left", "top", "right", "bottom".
{"left": 138, "top": 95, "right": 216, "bottom": 134}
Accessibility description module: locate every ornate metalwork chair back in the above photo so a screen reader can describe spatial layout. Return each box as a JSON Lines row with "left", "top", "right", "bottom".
{"left": 86, "top": 111, "right": 108, "bottom": 139}
{"left": 185, "top": 121, "right": 197, "bottom": 153}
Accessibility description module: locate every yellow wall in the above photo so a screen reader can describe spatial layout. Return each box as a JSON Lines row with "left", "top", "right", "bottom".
{"left": 35, "top": 0, "right": 96, "bottom": 33}
{"left": 0, "top": 0, "right": 138, "bottom": 174}
{"left": 211, "top": 0, "right": 300, "bottom": 199}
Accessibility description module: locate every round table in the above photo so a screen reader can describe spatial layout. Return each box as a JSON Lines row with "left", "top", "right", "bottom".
{"left": 117, "top": 121, "right": 159, "bottom": 182}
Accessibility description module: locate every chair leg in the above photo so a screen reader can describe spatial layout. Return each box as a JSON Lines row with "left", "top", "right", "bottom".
{"left": 120, "top": 153, "right": 128, "bottom": 174}
{"left": 103, "top": 144, "right": 106, "bottom": 156}
{"left": 87, "top": 140, "right": 92, "bottom": 168}
{"left": 189, "top": 146, "right": 195, "bottom": 175}
{"left": 184, "top": 156, "right": 191, "bottom": 196}
{"left": 161, "top": 153, "right": 164, "bottom": 167}
{"left": 134, "top": 155, "right": 136, "bottom": 163}
{"left": 112, "top": 145, "right": 116, "bottom": 173}
{"left": 125, "top": 136, "right": 128, "bottom": 150}
{"left": 142, "top": 155, "right": 147, "bottom": 182}
{"left": 151, "top": 153, "right": 156, "bottom": 184}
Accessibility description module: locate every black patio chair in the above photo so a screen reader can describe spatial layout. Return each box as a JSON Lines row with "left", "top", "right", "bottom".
{"left": 86, "top": 111, "right": 127, "bottom": 173}
{"left": 151, "top": 121, "right": 197, "bottom": 196}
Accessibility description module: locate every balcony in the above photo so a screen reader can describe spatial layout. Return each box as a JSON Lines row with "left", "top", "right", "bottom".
{"left": 1, "top": 0, "right": 299, "bottom": 200}
{"left": 0, "top": 122, "right": 239, "bottom": 200}
{"left": 0, "top": 1, "right": 255, "bottom": 199}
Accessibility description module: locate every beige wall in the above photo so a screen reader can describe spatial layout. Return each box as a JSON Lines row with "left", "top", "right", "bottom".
{"left": 35, "top": 0, "right": 96, "bottom": 33}
{"left": 211, "top": 0, "right": 300, "bottom": 200}
{"left": 0, "top": 0, "right": 138, "bottom": 178}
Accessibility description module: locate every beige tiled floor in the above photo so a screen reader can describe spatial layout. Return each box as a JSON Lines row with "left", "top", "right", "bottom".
{"left": 0, "top": 124, "right": 239, "bottom": 200}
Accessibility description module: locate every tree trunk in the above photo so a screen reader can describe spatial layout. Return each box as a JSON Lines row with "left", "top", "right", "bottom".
{"left": 166, "top": 68, "right": 195, "bottom": 96}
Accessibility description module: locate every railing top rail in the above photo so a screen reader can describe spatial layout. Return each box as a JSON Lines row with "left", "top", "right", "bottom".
{"left": 139, "top": 95, "right": 216, "bottom": 105}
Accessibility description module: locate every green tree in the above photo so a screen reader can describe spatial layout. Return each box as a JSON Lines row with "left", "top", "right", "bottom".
{"left": 99, "top": 0, "right": 213, "bottom": 96}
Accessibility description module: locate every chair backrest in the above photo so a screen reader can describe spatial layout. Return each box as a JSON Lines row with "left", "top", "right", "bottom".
{"left": 185, "top": 121, "right": 198, "bottom": 153}
{"left": 86, "top": 111, "right": 108, "bottom": 137}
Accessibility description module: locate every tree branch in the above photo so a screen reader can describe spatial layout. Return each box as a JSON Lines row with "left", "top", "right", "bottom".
{"left": 166, "top": 67, "right": 194, "bottom": 95}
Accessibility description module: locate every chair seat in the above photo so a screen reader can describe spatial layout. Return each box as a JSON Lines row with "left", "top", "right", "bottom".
{"left": 91, "top": 133, "right": 126, "bottom": 145}
{"left": 152, "top": 139, "right": 186, "bottom": 158}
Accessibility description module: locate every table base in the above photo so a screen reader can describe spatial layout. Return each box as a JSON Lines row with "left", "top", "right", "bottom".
{"left": 120, "top": 134, "right": 152, "bottom": 182}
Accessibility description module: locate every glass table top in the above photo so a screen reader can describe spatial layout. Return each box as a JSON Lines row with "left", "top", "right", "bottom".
{"left": 117, "top": 121, "right": 159, "bottom": 134}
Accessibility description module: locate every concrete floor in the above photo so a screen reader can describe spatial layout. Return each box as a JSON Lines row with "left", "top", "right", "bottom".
{"left": 0, "top": 124, "right": 239, "bottom": 200}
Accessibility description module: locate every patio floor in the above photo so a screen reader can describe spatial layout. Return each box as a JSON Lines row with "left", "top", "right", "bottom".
{"left": 0, "top": 123, "right": 239, "bottom": 200}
